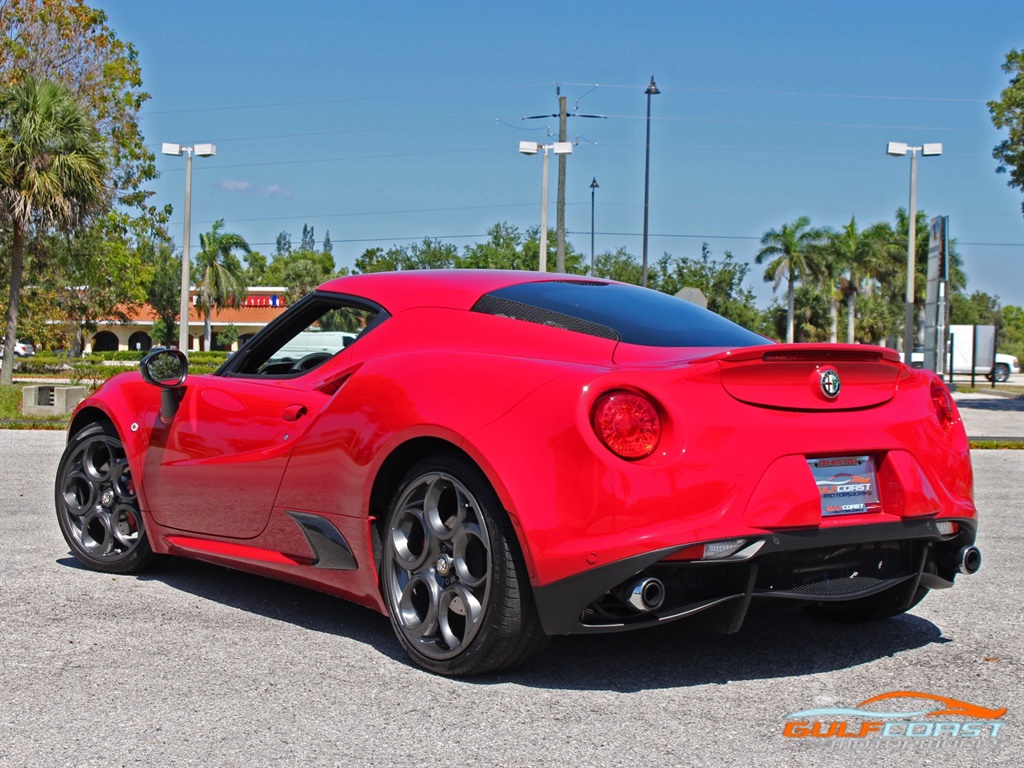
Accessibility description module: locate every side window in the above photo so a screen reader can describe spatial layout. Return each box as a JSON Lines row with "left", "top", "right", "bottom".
{"left": 227, "top": 295, "right": 383, "bottom": 377}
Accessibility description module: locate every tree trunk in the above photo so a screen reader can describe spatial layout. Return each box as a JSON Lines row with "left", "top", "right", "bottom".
{"left": 846, "top": 291, "right": 856, "bottom": 344}
{"left": 1, "top": 225, "right": 26, "bottom": 386}
{"left": 829, "top": 294, "right": 839, "bottom": 344}
{"left": 786, "top": 273, "right": 795, "bottom": 344}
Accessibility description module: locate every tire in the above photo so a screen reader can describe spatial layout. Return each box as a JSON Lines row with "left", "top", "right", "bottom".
{"left": 803, "top": 585, "right": 928, "bottom": 623}
{"left": 380, "top": 452, "right": 547, "bottom": 676}
{"left": 55, "top": 422, "right": 163, "bottom": 574}
{"left": 992, "top": 363, "right": 1010, "bottom": 383}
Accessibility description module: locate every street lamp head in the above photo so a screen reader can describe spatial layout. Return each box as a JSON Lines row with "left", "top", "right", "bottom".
{"left": 590, "top": 177, "right": 599, "bottom": 190}
{"left": 194, "top": 143, "right": 217, "bottom": 158}
{"left": 922, "top": 143, "right": 943, "bottom": 156}
{"left": 645, "top": 76, "right": 660, "bottom": 96}
{"left": 886, "top": 141, "right": 909, "bottom": 156}
{"left": 161, "top": 143, "right": 183, "bottom": 157}
{"left": 519, "top": 141, "right": 539, "bottom": 155}
{"left": 552, "top": 142, "right": 573, "bottom": 155}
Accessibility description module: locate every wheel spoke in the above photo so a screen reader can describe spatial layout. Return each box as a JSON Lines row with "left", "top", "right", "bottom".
{"left": 390, "top": 505, "right": 432, "bottom": 571}
{"left": 452, "top": 523, "right": 489, "bottom": 588}
{"left": 397, "top": 573, "right": 440, "bottom": 640}
{"left": 424, "top": 476, "right": 467, "bottom": 540}
{"left": 79, "top": 510, "right": 115, "bottom": 555}
{"left": 438, "top": 584, "right": 484, "bottom": 652}
{"left": 110, "top": 458, "right": 136, "bottom": 501}
{"left": 61, "top": 470, "right": 95, "bottom": 517}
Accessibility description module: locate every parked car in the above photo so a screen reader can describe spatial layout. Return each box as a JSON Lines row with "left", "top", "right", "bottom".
{"left": 54, "top": 271, "right": 980, "bottom": 675}
{"left": 0, "top": 340, "right": 34, "bottom": 358}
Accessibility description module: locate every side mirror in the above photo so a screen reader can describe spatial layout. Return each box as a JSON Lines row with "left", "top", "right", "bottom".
{"left": 140, "top": 349, "right": 188, "bottom": 421}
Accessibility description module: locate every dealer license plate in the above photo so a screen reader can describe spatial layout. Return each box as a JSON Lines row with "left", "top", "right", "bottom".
{"left": 807, "top": 455, "right": 881, "bottom": 517}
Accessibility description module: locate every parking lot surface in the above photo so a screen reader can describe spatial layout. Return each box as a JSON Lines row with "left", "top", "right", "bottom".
{"left": 0, "top": 431, "right": 1020, "bottom": 768}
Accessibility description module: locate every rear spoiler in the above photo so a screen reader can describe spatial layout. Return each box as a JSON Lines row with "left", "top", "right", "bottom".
{"left": 695, "top": 343, "right": 902, "bottom": 365}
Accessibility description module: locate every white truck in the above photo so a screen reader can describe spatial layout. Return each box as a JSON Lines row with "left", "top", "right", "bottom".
{"left": 907, "top": 325, "right": 1020, "bottom": 382}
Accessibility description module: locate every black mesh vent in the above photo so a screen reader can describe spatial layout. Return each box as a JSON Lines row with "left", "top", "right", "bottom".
{"left": 472, "top": 295, "right": 620, "bottom": 341}
{"left": 754, "top": 541, "right": 914, "bottom": 596}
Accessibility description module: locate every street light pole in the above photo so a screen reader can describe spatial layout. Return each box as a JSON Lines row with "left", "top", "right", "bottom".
{"left": 540, "top": 145, "right": 550, "bottom": 273}
{"left": 519, "top": 140, "right": 573, "bottom": 273}
{"left": 642, "top": 76, "right": 659, "bottom": 288}
{"left": 886, "top": 141, "right": 942, "bottom": 357}
{"left": 180, "top": 149, "right": 193, "bottom": 356}
{"left": 162, "top": 142, "right": 216, "bottom": 357}
{"left": 590, "top": 177, "right": 599, "bottom": 275}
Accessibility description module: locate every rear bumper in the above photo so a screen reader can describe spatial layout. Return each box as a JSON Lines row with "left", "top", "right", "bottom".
{"left": 532, "top": 518, "right": 977, "bottom": 635}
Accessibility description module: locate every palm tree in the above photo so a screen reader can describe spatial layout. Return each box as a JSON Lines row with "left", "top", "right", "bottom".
{"left": 819, "top": 217, "right": 888, "bottom": 344}
{"left": 193, "top": 219, "right": 250, "bottom": 350}
{"left": 0, "top": 77, "right": 107, "bottom": 385}
{"left": 755, "top": 216, "right": 824, "bottom": 343}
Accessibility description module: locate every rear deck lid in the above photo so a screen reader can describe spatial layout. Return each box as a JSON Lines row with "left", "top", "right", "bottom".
{"left": 714, "top": 344, "right": 904, "bottom": 411}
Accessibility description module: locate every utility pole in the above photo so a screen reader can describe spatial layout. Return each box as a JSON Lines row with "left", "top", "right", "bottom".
{"left": 556, "top": 94, "right": 567, "bottom": 272}
{"left": 523, "top": 86, "right": 605, "bottom": 273}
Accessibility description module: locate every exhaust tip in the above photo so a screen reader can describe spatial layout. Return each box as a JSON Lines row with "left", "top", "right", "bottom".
{"left": 958, "top": 545, "right": 982, "bottom": 575}
{"left": 626, "top": 577, "right": 665, "bottom": 612}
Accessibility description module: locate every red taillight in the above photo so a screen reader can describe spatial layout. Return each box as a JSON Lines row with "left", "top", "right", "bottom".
{"left": 931, "top": 381, "right": 955, "bottom": 431}
{"left": 591, "top": 389, "right": 661, "bottom": 459}
{"left": 662, "top": 544, "right": 705, "bottom": 561}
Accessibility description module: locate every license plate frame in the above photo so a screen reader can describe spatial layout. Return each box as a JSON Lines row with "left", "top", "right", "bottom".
{"left": 808, "top": 455, "right": 881, "bottom": 517}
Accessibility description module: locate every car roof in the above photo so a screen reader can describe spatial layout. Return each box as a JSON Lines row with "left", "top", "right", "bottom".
{"left": 317, "top": 270, "right": 603, "bottom": 314}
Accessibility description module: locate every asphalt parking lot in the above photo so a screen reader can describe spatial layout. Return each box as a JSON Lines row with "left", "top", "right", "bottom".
{"left": 0, "top": 430, "right": 1020, "bottom": 768}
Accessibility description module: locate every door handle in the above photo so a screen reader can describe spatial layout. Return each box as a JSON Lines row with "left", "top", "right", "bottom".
{"left": 282, "top": 404, "right": 308, "bottom": 421}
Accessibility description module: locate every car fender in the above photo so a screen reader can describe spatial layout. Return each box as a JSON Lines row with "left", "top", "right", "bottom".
{"left": 67, "top": 370, "right": 166, "bottom": 512}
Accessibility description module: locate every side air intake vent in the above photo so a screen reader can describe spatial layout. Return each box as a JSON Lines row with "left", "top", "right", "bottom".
{"left": 472, "top": 295, "right": 620, "bottom": 341}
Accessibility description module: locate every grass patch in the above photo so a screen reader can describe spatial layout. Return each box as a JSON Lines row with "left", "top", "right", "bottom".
{"left": 954, "top": 385, "right": 1024, "bottom": 396}
{"left": 0, "top": 384, "right": 71, "bottom": 430}
{"left": 970, "top": 440, "right": 1023, "bottom": 450}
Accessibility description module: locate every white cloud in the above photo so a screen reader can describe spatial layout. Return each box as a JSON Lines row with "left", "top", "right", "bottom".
{"left": 220, "top": 179, "right": 290, "bottom": 197}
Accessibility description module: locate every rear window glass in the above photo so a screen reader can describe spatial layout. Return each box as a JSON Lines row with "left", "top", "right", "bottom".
{"left": 473, "top": 280, "right": 766, "bottom": 348}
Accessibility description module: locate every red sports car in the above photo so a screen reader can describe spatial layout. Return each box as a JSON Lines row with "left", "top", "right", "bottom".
{"left": 55, "top": 270, "right": 980, "bottom": 675}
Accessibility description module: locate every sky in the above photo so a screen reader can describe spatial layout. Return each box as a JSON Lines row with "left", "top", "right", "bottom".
{"left": 94, "top": 0, "right": 1024, "bottom": 309}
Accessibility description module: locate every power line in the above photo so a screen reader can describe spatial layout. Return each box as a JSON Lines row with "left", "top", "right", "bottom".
{"left": 142, "top": 83, "right": 551, "bottom": 115}
{"left": 556, "top": 81, "right": 988, "bottom": 104}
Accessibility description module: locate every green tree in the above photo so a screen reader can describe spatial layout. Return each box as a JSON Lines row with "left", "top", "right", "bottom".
{"left": 817, "top": 217, "right": 889, "bottom": 343}
{"left": 193, "top": 219, "right": 250, "bottom": 351}
{"left": 755, "top": 216, "right": 825, "bottom": 343}
{"left": 656, "top": 244, "right": 762, "bottom": 330}
{"left": 999, "top": 304, "right": 1024, "bottom": 363}
{"left": 141, "top": 237, "right": 180, "bottom": 346}
{"left": 300, "top": 223, "right": 315, "bottom": 252}
{"left": 280, "top": 257, "right": 338, "bottom": 306}
{"left": 764, "top": 284, "right": 831, "bottom": 343}
{"left": 951, "top": 291, "right": 1002, "bottom": 327}
{"left": 592, "top": 247, "right": 642, "bottom": 285}
{"left": 356, "top": 237, "right": 457, "bottom": 273}
{"left": 244, "top": 251, "right": 268, "bottom": 286}
{"left": 275, "top": 231, "right": 291, "bottom": 256}
{"left": 458, "top": 222, "right": 530, "bottom": 270}
{"left": 988, "top": 49, "right": 1024, "bottom": 202}
{"left": 265, "top": 248, "right": 335, "bottom": 286}
{"left": 0, "top": 76, "right": 106, "bottom": 384}
{"left": 323, "top": 230, "right": 333, "bottom": 255}
{"left": 217, "top": 322, "right": 239, "bottom": 350}
{"left": 1, "top": 0, "right": 163, "bottom": 226}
